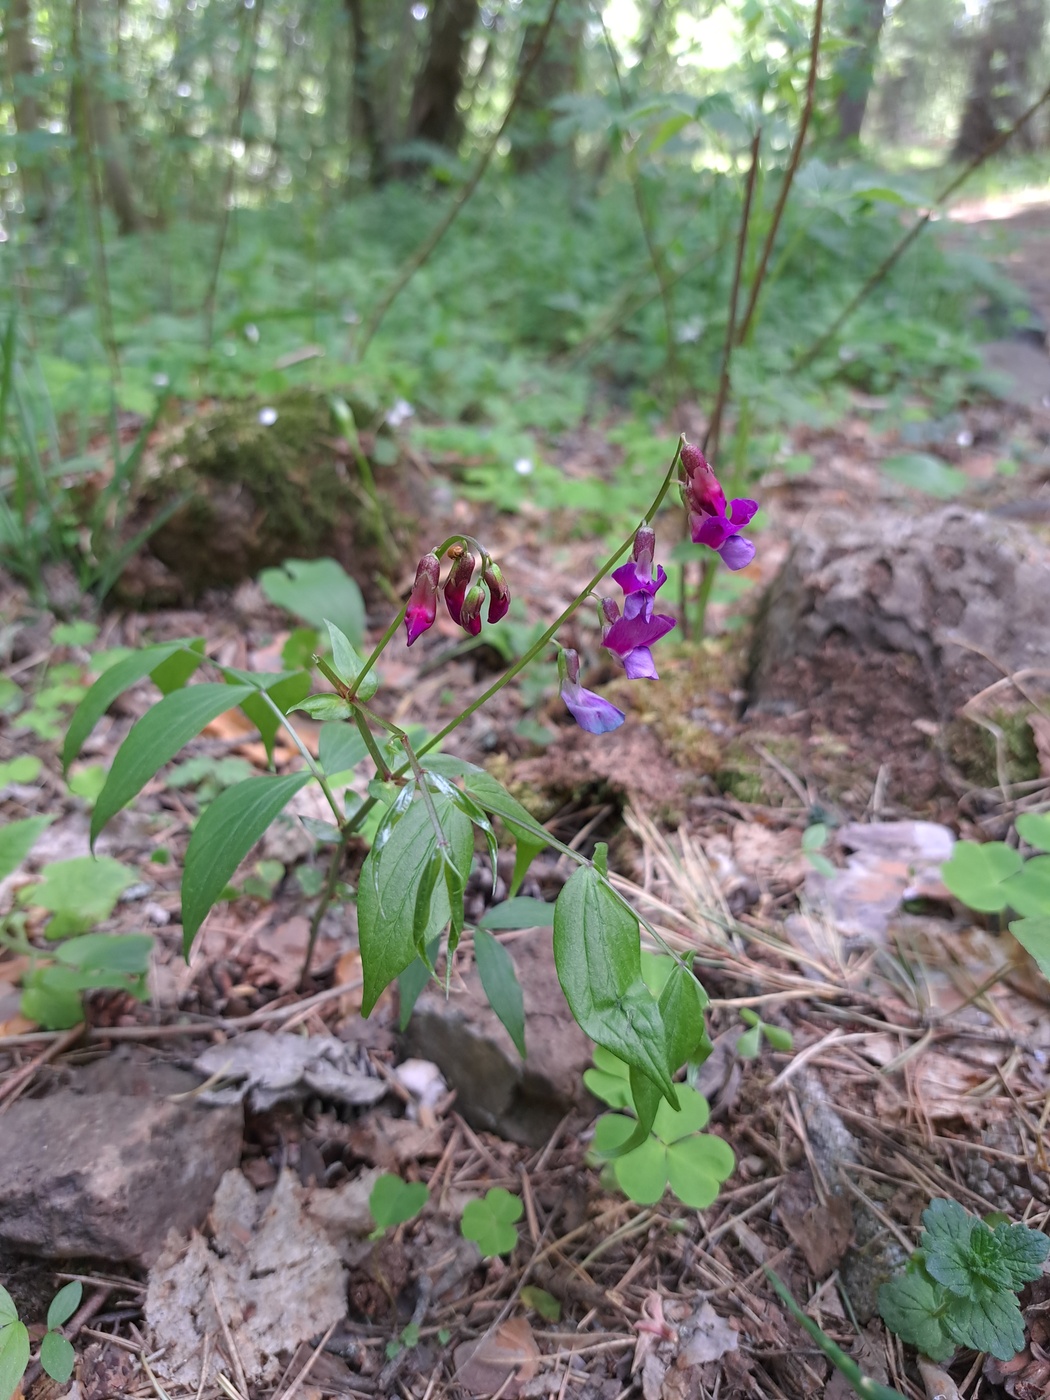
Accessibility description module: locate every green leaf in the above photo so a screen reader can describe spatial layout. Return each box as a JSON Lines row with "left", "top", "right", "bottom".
{"left": 0, "top": 1290, "right": 17, "bottom": 1329}
{"left": 294, "top": 694, "right": 354, "bottom": 720}
{"left": 0, "top": 1315, "right": 29, "bottom": 1400}
{"left": 67, "top": 764, "right": 108, "bottom": 803}
{"left": 20, "top": 980, "right": 85, "bottom": 1029}
{"left": 39, "top": 1331, "right": 75, "bottom": 1384}
{"left": 761, "top": 1022, "right": 794, "bottom": 1053}
{"left": 882, "top": 453, "right": 967, "bottom": 499}
{"left": 46, "top": 1282, "right": 82, "bottom": 1331}
{"left": 259, "top": 558, "right": 365, "bottom": 647}
{"left": 181, "top": 771, "right": 312, "bottom": 952}
{"left": 1017, "top": 813, "right": 1050, "bottom": 854}
{"left": 944, "top": 1288, "right": 1025, "bottom": 1361}
{"left": 521, "top": 1287, "right": 560, "bottom": 1322}
{"left": 422, "top": 756, "right": 549, "bottom": 894}
{"left": 652, "top": 1085, "right": 711, "bottom": 1143}
{"left": 397, "top": 937, "right": 441, "bottom": 1031}
{"left": 91, "top": 684, "right": 255, "bottom": 845}
{"left": 282, "top": 627, "right": 318, "bottom": 670}
{"left": 474, "top": 928, "right": 526, "bottom": 1058}
{"left": 369, "top": 1174, "right": 428, "bottom": 1232}
{"left": 150, "top": 640, "right": 206, "bottom": 695}
{"left": 878, "top": 1269, "right": 956, "bottom": 1361}
{"left": 0, "top": 815, "right": 52, "bottom": 881}
{"left": 922, "top": 1197, "right": 977, "bottom": 1289}
{"left": 802, "top": 823, "right": 828, "bottom": 852}
{"left": 477, "top": 897, "right": 554, "bottom": 930}
{"left": 1009, "top": 916, "right": 1050, "bottom": 979}
{"left": 991, "top": 1219, "right": 1050, "bottom": 1290}
{"left": 53, "top": 933, "right": 152, "bottom": 974}
{"left": 659, "top": 962, "right": 710, "bottom": 1074}
{"left": 318, "top": 722, "right": 368, "bottom": 776}
{"left": 737, "top": 1025, "right": 762, "bottom": 1058}
{"left": 941, "top": 841, "right": 1023, "bottom": 913}
{"left": 358, "top": 795, "right": 474, "bottom": 1015}
{"left": 27, "top": 856, "right": 138, "bottom": 936}
{"left": 610, "top": 1133, "right": 667, "bottom": 1204}
{"left": 1003, "top": 857, "right": 1050, "bottom": 918}
{"left": 324, "top": 621, "right": 379, "bottom": 702}
{"left": 62, "top": 641, "right": 198, "bottom": 773}
{"left": 583, "top": 1047, "right": 634, "bottom": 1109}
{"left": 665, "top": 1133, "right": 736, "bottom": 1208}
{"left": 553, "top": 863, "right": 676, "bottom": 1111}
{"left": 461, "top": 1188, "right": 522, "bottom": 1257}
{"left": 0, "top": 755, "right": 42, "bottom": 785}
{"left": 237, "top": 671, "right": 312, "bottom": 766}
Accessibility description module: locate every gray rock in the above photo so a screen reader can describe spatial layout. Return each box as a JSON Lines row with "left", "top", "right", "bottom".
{"left": 405, "top": 928, "right": 595, "bottom": 1146}
{"left": 0, "top": 1059, "right": 242, "bottom": 1265}
{"left": 749, "top": 505, "right": 1050, "bottom": 718}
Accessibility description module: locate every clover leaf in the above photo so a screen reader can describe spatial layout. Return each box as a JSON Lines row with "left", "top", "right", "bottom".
{"left": 941, "top": 841, "right": 1022, "bottom": 913}
{"left": 461, "top": 1188, "right": 522, "bottom": 1257}
{"left": 593, "top": 1084, "right": 735, "bottom": 1209}
{"left": 369, "top": 1174, "right": 428, "bottom": 1235}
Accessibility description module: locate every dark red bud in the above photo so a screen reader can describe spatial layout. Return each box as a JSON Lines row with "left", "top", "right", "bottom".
{"left": 443, "top": 547, "right": 476, "bottom": 625}
{"left": 459, "top": 582, "right": 485, "bottom": 636}
{"left": 405, "top": 553, "right": 440, "bottom": 646}
{"left": 483, "top": 561, "right": 510, "bottom": 623}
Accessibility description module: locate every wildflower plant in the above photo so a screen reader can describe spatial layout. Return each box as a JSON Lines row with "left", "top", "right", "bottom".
{"left": 63, "top": 438, "right": 754, "bottom": 1144}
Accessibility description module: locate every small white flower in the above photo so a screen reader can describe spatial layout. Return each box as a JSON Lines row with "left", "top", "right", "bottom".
{"left": 386, "top": 398, "right": 414, "bottom": 428}
{"left": 244, "top": 323, "right": 260, "bottom": 344}
{"left": 153, "top": 373, "right": 170, "bottom": 389}
{"left": 258, "top": 406, "right": 278, "bottom": 426}
{"left": 514, "top": 457, "right": 534, "bottom": 476}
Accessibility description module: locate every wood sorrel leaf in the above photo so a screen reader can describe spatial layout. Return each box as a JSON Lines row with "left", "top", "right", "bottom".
{"left": 91, "top": 683, "right": 255, "bottom": 846}
{"left": 359, "top": 795, "right": 473, "bottom": 1015}
{"left": 63, "top": 641, "right": 202, "bottom": 773}
{"left": 941, "top": 841, "right": 1022, "bottom": 913}
{"left": 474, "top": 928, "right": 526, "bottom": 1057}
{"left": 553, "top": 864, "right": 677, "bottom": 1111}
{"left": 181, "top": 771, "right": 312, "bottom": 952}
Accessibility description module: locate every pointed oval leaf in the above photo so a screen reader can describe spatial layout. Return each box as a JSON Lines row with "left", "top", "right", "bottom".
{"left": 358, "top": 795, "right": 474, "bottom": 1015}
{"left": 0, "top": 815, "right": 52, "bottom": 882}
{"left": 91, "top": 684, "right": 255, "bottom": 845}
{"left": 478, "top": 897, "right": 554, "bottom": 930}
{"left": 553, "top": 864, "right": 675, "bottom": 1104}
{"left": 319, "top": 722, "right": 369, "bottom": 776}
{"left": 0, "top": 1317, "right": 29, "bottom": 1400}
{"left": 62, "top": 642, "right": 191, "bottom": 772}
{"left": 39, "top": 1331, "right": 75, "bottom": 1384}
{"left": 325, "top": 621, "right": 379, "bottom": 701}
{"left": 46, "top": 1282, "right": 82, "bottom": 1331}
{"left": 181, "top": 770, "right": 313, "bottom": 952}
{"left": 474, "top": 928, "right": 526, "bottom": 1058}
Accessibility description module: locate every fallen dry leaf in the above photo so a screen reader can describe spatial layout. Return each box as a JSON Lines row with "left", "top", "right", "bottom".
{"left": 453, "top": 1315, "right": 540, "bottom": 1397}
{"left": 777, "top": 1171, "right": 853, "bottom": 1277}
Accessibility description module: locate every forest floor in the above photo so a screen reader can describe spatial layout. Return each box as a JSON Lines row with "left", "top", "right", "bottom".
{"left": 1, "top": 195, "right": 1050, "bottom": 1400}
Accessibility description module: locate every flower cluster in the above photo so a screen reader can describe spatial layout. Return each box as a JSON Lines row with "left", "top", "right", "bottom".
{"left": 560, "top": 526, "right": 676, "bottom": 735}
{"left": 680, "top": 443, "right": 757, "bottom": 571}
{"left": 405, "top": 543, "right": 510, "bottom": 647}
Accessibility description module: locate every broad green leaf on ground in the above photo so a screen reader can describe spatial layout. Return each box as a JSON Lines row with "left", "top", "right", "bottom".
{"left": 944, "top": 1288, "right": 1025, "bottom": 1361}
{"left": 477, "top": 897, "right": 554, "bottom": 930}
{"left": 181, "top": 771, "right": 312, "bottom": 951}
{"left": 39, "top": 1331, "right": 75, "bottom": 1384}
{"left": 46, "top": 1282, "right": 82, "bottom": 1331}
{"left": 91, "top": 684, "right": 255, "bottom": 845}
{"left": 941, "top": 841, "right": 1023, "bottom": 913}
{"left": 53, "top": 933, "right": 153, "bottom": 973}
{"left": 553, "top": 861, "right": 676, "bottom": 1110}
{"left": 0, "top": 755, "right": 41, "bottom": 785}
{"left": 881, "top": 453, "right": 967, "bottom": 498}
{"left": 520, "top": 1287, "right": 560, "bottom": 1322}
{"left": 461, "top": 1188, "right": 522, "bottom": 1257}
{"left": 473, "top": 928, "right": 526, "bottom": 1057}
{"left": 369, "top": 1174, "right": 427, "bottom": 1233}
{"left": 1003, "top": 856, "right": 1050, "bottom": 918}
{"left": 593, "top": 1085, "right": 733, "bottom": 1209}
{"left": 318, "top": 721, "right": 369, "bottom": 776}
{"left": 0, "top": 815, "right": 51, "bottom": 881}
{"left": 258, "top": 558, "right": 365, "bottom": 646}
{"left": 878, "top": 1267, "right": 956, "bottom": 1361}
{"left": 62, "top": 641, "right": 200, "bottom": 772}
{"left": 325, "top": 621, "right": 379, "bottom": 701}
{"left": 1009, "top": 917, "right": 1050, "bottom": 979}
{"left": 0, "top": 1309, "right": 29, "bottom": 1400}
{"left": 26, "top": 856, "right": 138, "bottom": 937}
{"left": 358, "top": 795, "right": 473, "bottom": 1015}
{"left": 1017, "top": 813, "right": 1050, "bottom": 853}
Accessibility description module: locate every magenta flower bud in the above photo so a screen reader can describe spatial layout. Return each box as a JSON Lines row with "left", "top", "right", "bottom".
{"left": 405, "top": 553, "right": 440, "bottom": 646}
{"left": 459, "top": 582, "right": 485, "bottom": 637}
{"left": 483, "top": 560, "right": 510, "bottom": 623}
{"left": 681, "top": 442, "right": 758, "bottom": 572}
{"left": 443, "top": 547, "right": 476, "bottom": 625}
{"left": 612, "top": 525, "right": 667, "bottom": 598}
{"left": 558, "top": 649, "right": 625, "bottom": 735}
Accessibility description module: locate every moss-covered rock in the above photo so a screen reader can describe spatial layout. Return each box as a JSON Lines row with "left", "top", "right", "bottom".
{"left": 944, "top": 709, "right": 1040, "bottom": 788}
{"left": 120, "top": 389, "right": 411, "bottom": 605}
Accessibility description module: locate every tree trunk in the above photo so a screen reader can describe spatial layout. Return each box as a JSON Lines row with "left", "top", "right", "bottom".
{"left": 509, "top": 3, "right": 585, "bottom": 174}
{"left": 345, "top": 0, "right": 388, "bottom": 185}
{"left": 403, "top": 0, "right": 479, "bottom": 157}
{"left": 71, "top": 0, "right": 143, "bottom": 234}
{"left": 2, "top": 0, "right": 52, "bottom": 220}
{"left": 952, "top": 0, "right": 1046, "bottom": 160}
{"left": 833, "top": 0, "right": 887, "bottom": 143}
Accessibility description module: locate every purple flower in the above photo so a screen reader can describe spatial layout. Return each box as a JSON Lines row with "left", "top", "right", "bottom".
{"left": 611, "top": 525, "right": 667, "bottom": 598}
{"left": 405, "top": 553, "right": 439, "bottom": 646}
{"left": 483, "top": 560, "right": 510, "bottom": 623}
{"left": 459, "top": 582, "right": 485, "bottom": 637}
{"left": 681, "top": 443, "right": 757, "bottom": 571}
{"left": 559, "top": 648, "right": 625, "bottom": 735}
{"left": 601, "top": 592, "right": 676, "bottom": 680}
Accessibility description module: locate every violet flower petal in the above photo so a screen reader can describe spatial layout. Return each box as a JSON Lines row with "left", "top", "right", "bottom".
{"left": 611, "top": 561, "right": 668, "bottom": 597}
{"left": 623, "top": 646, "right": 659, "bottom": 680}
{"left": 561, "top": 682, "right": 626, "bottom": 734}
{"left": 717, "top": 534, "right": 755, "bottom": 571}
{"left": 728, "top": 498, "right": 759, "bottom": 528}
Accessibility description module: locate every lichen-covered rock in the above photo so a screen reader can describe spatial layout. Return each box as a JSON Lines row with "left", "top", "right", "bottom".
{"left": 749, "top": 505, "right": 1050, "bottom": 721}
{"left": 119, "top": 388, "right": 409, "bottom": 604}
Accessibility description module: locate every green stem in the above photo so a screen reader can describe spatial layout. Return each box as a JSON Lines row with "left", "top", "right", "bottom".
{"left": 258, "top": 692, "right": 344, "bottom": 828}
{"left": 300, "top": 836, "right": 345, "bottom": 989}
{"left": 693, "top": 558, "right": 718, "bottom": 639}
